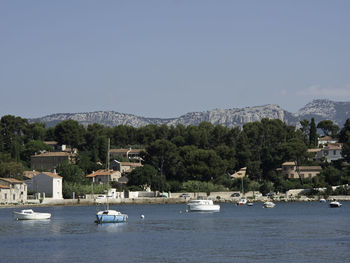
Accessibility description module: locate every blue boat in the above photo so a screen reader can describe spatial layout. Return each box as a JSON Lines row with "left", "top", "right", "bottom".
{"left": 95, "top": 209, "right": 128, "bottom": 223}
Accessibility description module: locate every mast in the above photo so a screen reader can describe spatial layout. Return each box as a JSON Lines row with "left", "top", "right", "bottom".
{"left": 241, "top": 177, "right": 244, "bottom": 197}
{"left": 106, "top": 138, "right": 110, "bottom": 171}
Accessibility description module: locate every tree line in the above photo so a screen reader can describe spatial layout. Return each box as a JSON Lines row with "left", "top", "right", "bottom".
{"left": 1, "top": 115, "right": 350, "bottom": 196}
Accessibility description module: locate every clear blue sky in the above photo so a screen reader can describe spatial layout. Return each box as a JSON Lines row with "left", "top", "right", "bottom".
{"left": 1, "top": 0, "right": 350, "bottom": 119}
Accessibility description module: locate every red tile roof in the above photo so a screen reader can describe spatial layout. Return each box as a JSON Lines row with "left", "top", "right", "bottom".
{"left": 0, "top": 178, "right": 24, "bottom": 184}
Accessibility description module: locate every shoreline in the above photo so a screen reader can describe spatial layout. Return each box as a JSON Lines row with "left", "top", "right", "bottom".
{"left": 1, "top": 195, "right": 349, "bottom": 209}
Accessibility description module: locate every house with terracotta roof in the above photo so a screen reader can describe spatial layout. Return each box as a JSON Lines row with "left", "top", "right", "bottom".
{"left": 230, "top": 167, "right": 247, "bottom": 179}
{"left": 31, "top": 151, "right": 77, "bottom": 171}
{"left": 318, "top": 136, "right": 338, "bottom": 147}
{"left": 0, "top": 178, "right": 27, "bottom": 204}
{"left": 29, "top": 171, "right": 63, "bottom": 199}
{"left": 86, "top": 169, "right": 122, "bottom": 184}
{"left": 23, "top": 170, "right": 40, "bottom": 180}
{"left": 279, "top": 162, "right": 322, "bottom": 179}
{"left": 110, "top": 160, "right": 143, "bottom": 173}
{"left": 308, "top": 143, "right": 343, "bottom": 163}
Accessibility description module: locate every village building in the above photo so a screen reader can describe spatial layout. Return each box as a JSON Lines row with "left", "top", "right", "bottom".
{"left": 230, "top": 167, "right": 247, "bottom": 179}
{"left": 279, "top": 162, "right": 322, "bottom": 179}
{"left": 0, "top": 178, "right": 27, "bottom": 204}
{"left": 318, "top": 136, "right": 338, "bottom": 147}
{"left": 27, "top": 171, "right": 63, "bottom": 199}
{"left": 31, "top": 151, "right": 77, "bottom": 171}
{"left": 44, "top": 141, "right": 77, "bottom": 153}
{"left": 109, "top": 148, "right": 144, "bottom": 161}
{"left": 308, "top": 143, "right": 343, "bottom": 163}
{"left": 110, "top": 160, "right": 143, "bottom": 173}
{"left": 86, "top": 169, "right": 122, "bottom": 184}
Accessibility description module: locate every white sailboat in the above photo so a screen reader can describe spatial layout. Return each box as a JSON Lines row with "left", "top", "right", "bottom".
{"left": 237, "top": 177, "right": 247, "bottom": 206}
{"left": 95, "top": 138, "right": 128, "bottom": 224}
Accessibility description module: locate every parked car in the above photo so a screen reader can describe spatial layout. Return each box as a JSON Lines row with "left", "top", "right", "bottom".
{"left": 231, "top": 193, "right": 240, "bottom": 197}
{"left": 158, "top": 193, "right": 168, "bottom": 198}
{"left": 266, "top": 192, "right": 275, "bottom": 197}
{"left": 179, "top": 193, "right": 190, "bottom": 198}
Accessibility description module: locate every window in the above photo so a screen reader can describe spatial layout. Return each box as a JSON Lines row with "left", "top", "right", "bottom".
{"left": 4, "top": 193, "right": 7, "bottom": 200}
{"left": 309, "top": 174, "right": 312, "bottom": 178}
{"left": 333, "top": 150, "right": 337, "bottom": 155}
{"left": 13, "top": 194, "right": 16, "bottom": 200}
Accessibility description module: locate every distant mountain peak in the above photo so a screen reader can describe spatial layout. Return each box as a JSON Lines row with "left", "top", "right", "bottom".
{"left": 29, "top": 99, "right": 350, "bottom": 128}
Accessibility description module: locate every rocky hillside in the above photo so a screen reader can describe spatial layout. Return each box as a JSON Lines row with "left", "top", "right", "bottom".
{"left": 29, "top": 99, "right": 350, "bottom": 128}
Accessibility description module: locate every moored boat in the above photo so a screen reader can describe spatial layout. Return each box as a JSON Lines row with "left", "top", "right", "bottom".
{"left": 13, "top": 209, "right": 51, "bottom": 220}
{"left": 95, "top": 209, "right": 128, "bottom": 223}
{"left": 237, "top": 198, "right": 247, "bottom": 206}
{"left": 187, "top": 199, "right": 220, "bottom": 212}
{"left": 329, "top": 201, "right": 342, "bottom": 208}
{"left": 263, "top": 201, "right": 275, "bottom": 208}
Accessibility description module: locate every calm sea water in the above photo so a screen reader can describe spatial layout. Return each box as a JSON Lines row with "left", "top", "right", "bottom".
{"left": 0, "top": 202, "right": 349, "bottom": 263}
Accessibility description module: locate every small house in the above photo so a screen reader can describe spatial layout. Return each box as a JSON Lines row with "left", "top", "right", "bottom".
{"left": 0, "top": 178, "right": 27, "bottom": 204}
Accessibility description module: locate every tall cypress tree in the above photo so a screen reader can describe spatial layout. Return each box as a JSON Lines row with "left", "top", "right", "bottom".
{"left": 309, "top": 118, "right": 317, "bottom": 148}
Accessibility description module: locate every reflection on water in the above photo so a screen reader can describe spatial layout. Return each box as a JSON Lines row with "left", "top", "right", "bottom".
{"left": 96, "top": 222, "right": 128, "bottom": 233}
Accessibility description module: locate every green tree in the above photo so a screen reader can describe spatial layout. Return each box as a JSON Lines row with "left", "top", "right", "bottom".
{"left": 21, "top": 140, "right": 52, "bottom": 164}
{"left": 339, "top": 119, "right": 350, "bottom": 163}
{"left": 54, "top": 120, "right": 86, "bottom": 149}
{"left": 317, "top": 120, "right": 339, "bottom": 137}
{"left": 57, "top": 161, "right": 85, "bottom": 183}
{"left": 0, "top": 115, "right": 28, "bottom": 151}
{"left": 145, "top": 139, "right": 179, "bottom": 181}
{"left": 127, "top": 165, "right": 158, "bottom": 189}
{"left": 299, "top": 119, "right": 310, "bottom": 145}
{"left": 309, "top": 118, "right": 317, "bottom": 148}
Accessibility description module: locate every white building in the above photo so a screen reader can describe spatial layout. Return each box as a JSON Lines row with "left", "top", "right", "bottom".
{"left": 0, "top": 178, "right": 27, "bottom": 204}
{"left": 31, "top": 172, "right": 63, "bottom": 199}
{"left": 318, "top": 136, "right": 338, "bottom": 147}
{"left": 308, "top": 143, "right": 343, "bottom": 163}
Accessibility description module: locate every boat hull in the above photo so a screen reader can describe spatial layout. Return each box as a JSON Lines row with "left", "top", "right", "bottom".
{"left": 95, "top": 210, "right": 128, "bottom": 223}
{"left": 187, "top": 199, "right": 220, "bottom": 212}
{"left": 329, "top": 202, "right": 342, "bottom": 208}
{"left": 263, "top": 202, "right": 276, "bottom": 208}
{"left": 188, "top": 204, "right": 220, "bottom": 212}
{"left": 13, "top": 211, "right": 51, "bottom": 220}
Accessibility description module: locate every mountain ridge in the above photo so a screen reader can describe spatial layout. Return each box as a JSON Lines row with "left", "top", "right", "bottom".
{"left": 29, "top": 99, "right": 350, "bottom": 128}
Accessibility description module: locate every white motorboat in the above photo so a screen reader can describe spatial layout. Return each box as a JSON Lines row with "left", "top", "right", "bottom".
{"left": 13, "top": 209, "right": 51, "bottom": 220}
{"left": 329, "top": 201, "right": 342, "bottom": 208}
{"left": 319, "top": 198, "right": 326, "bottom": 203}
{"left": 187, "top": 199, "right": 220, "bottom": 212}
{"left": 263, "top": 201, "right": 276, "bottom": 208}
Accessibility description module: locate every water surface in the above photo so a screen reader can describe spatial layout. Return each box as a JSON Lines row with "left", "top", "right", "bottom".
{"left": 1, "top": 202, "right": 349, "bottom": 263}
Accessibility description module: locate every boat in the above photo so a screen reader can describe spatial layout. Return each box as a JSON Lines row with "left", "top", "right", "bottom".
{"left": 187, "top": 199, "right": 220, "bottom": 212}
{"left": 236, "top": 177, "right": 247, "bottom": 206}
{"left": 237, "top": 198, "right": 247, "bottom": 206}
{"left": 96, "top": 209, "right": 128, "bottom": 223}
{"left": 329, "top": 201, "right": 342, "bottom": 208}
{"left": 319, "top": 198, "right": 326, "bottom": 203}
{"left": 95, "top": 138, "right": 128, "bottom": 224}
{"left": 247, "top": 202, "right": 254, "bottom": 206}
{"left": 13, "top": 209, "right": 51, "bottom": 220}
{"left": 263, "top": 201, "right": 276, "bottom": 208}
